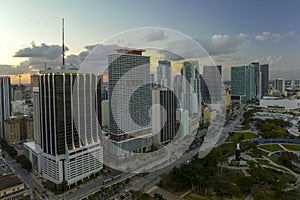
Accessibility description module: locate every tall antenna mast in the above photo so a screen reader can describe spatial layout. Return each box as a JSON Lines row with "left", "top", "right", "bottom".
{"left": 62, "top": 18, "right": 65, "bottom": 68}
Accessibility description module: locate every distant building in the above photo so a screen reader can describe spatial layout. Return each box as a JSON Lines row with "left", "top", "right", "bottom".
{"left": 181, "top": 61, "right": 201, "bottom": 117}
{"left": 203, "top": 107, "right": 217, "bottom": 123}
{"left": 202, "top": 65, "right": 223, "bottom": 103}
{"left": 0, "top": 76, "right": 11, "bottom": 138}
{"left": 231, "top": 65, "right": 256, "bottom": 104}
{"left": 260, "top": 64, "right": 269, "bottom": 97}
{"left": 157, "top": 60, "right": 172, "bottom": 89}
{"left": 176, "top": 108, "right": 189, "bottom": 137}
{"left": 275, "top": 78, "right": 285, "bottom": 94}
{"left": 101, "top": 100, "right": 109, "bottom": 130}
{"left": 173, "top": 75, "right": 182, "bottom": 105}
{"left": 4, "top": 115, "right": 33, "bottom": 145}
{"left": 152, "top": 88, "right": 177, "bottom": 145}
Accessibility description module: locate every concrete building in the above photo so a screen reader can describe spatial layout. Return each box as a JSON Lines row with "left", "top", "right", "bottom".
{"left": 108, "top": 48, "right": 152, "bottom": 157}
{"left": 260, "top": 64, "right": 269, "bottom": 97}
{"left": 231, "top": 65, "right": 256, "bottom": 104}
{"left": 157, "top": 60, "right": 172, "bottom": 89}
{"left": 176, "top": 108, "right": 189, "bottom": 137}
{"left": 202, "top": 65, "right": 222, "bottom": 103}
{"left": 275, "top": 78, "right": 285, "bottom": 94}
{"left": 203, "top": 107, "right": 217, "bottom": 123}
{"left": 152, "top": 87, "right": 177, "bottom": 145}
{"left": 4, "top": 115, "right": 33, "bottom": 145}
{"left": 181, "top": 60, "right": 201, "bottom": 117}
{"left": 0, "top": 159, "right": 32, "bottom": 199}
{"left": 0, "top": 77, "right": 11, "bottom": 138}
{"left": 173, "top": 75, "right": 182, "bottom": 104}
{"left": 27, "top": 70, "right": 103, "bottom": 185}
{"left": 101, "top": 100, "right": 109, "bottom": 130}
{"left": 259, "top": 97, "right": 300, "bottom": 110}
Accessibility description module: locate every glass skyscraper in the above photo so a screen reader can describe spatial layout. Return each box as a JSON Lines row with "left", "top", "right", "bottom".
{"left": 0, "top": 76, "right": 11, "bottom": 138}
{"left": 231, "top": 65, "right": 256, "bottom": 104}
{"left": 108, "top": 49, "right": 152, "bottom": 156}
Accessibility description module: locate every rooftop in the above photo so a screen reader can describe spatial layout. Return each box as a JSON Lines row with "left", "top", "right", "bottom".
{"left": 0, "top": 174, "right": 23, "bottom": 191}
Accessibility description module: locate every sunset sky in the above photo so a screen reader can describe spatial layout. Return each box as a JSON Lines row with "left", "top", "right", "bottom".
{"left": 1, "top": 0, "right": 300, "bottom": 83}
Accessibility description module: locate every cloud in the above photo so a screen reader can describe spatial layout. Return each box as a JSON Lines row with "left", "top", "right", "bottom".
{"left": 238, "top": 33, "right": 248, "bottom": 39}
{"left": 145, "top": 30, "right": 168, "bottom": 42}
{"left": 255, "top": 31, "right": 295, "bottom": 42}
{"left": 157, "top": 34, "right": 245, "bottom": 61}
{"left": 14, "top": 42, "right": 68, "bottom": 59}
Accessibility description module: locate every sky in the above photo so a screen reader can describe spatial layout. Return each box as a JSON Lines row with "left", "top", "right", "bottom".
{"left": 0, "top": 0, "right": 300, "bottom": 83}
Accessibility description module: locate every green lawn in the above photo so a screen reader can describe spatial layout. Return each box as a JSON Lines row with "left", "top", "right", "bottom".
{"left": 231, "top": 131, "right": 257, "bottom": 141}
{"left": 282, "top": 144, "right": 300, "bottom": 151}
{"left": 258, "top": 144, "right": 283, "bottom": 152}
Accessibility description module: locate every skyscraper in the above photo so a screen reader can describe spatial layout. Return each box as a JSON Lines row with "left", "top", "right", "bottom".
{"left": 231, "top": 65, "right": 256, "bottom": 104}
{"left": 275, "top": 78, "right": 285, "bottom": 93}
{"left": 29, "top": 70, "right": 103, "bottom": 185}
{"left": 251, "top": 62, "right": 260, "bottom": 99}
{"left": 202, "top": 65, "right": 222, "bottom": 103}
{"left": 152, "top": 87, "right": 177, "bottom": 145}
{"left": 181, "top": 61, "right": 201, "bottom": 117}
{"left": 108, "top": 49, "right": 152, "bottom": 156}
{"left": 157, "top": 60, "right": 172, "bottom": 89}
{"left": 0, "top": 76, "right": 11, "bottom": 138}
{"left": 260, "top": 64, "right": 269, "bottom": 97}
{"left": 173, "top": 75, "right": 182, "bottom": 105}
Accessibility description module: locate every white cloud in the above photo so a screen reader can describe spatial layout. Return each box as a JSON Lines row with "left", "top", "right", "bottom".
{"left": 255, "top": 31, "right": 295, "bottom": 42}
{"left": 145, "top": 30, "right": 168, "bottom": 42}
{"left": 238, "top": 33, "right": 248, "bottom": 39}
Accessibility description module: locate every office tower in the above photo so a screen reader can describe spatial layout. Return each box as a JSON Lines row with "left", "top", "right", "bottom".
{"left": 202, "top": 65, "right": 222, "bottom": 103}
{"left": 108, "top": 49, "right": 152, "bottom": 156}
{"left": 101, "top": 100, "right": 109, "bottom": 130}
{"left": 173, "top": 75, "right": 182, "bottom": 105}
{"left": 157, "top": 60, "right": 172, "bottom": 89}
{"left": 260, "top": 64, "right": 269, "bottom": 97}
{"left": 251, "top": 62, "right": 260, "bottom": 99}
{"left": 29, "top": 70, "right": 103, "bottom": 185}
{"left": 231, "top": 65, "right": 255, "bottom": 104}
{"left": 181, "top": 61, "right": 201, "bottom": 117}
{"left": 0, "top": 76, "right": 11, "bottom": 138}
{"left": 275, "top": 78, "right": 285, "bottom": 93}
{"left": 176, "top": 108, "right": 189, "bottom": 137}
{"left": 150, "top": 73, "right": 155, "bottom": 89}
{"left": 152, "top": 88, "right": 177, "bottom": 145}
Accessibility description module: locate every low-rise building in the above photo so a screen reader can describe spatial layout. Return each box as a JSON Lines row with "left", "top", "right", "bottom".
{"left": 0, "top": 158, "right": 32, "bottom": 199}
{"left": 4, "top": 115, "right": 33, "bottom": 145}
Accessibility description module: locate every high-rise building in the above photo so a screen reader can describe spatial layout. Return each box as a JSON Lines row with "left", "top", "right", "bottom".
{"left": 173, "top": 75, "right": 182, "bottom": 105}
{"left": 275, "top": 78, "right": 285, "bottom": 93}
{"left": 181, "top": 61, "right": 201, "bottom": 117}
{"left": 260, "top": 64, "right": 269, "bottom": 97}
{"left": 231, "top": 65, "right": 256, "bottom": 104}
{"left": 108, "top": 49, "right": 152, "bottom": 156}
{"left": 28, "top": 70, "right": 103, "bottom": 185}
{"left": 101, "top": 100, "right": 109, "bottom": 130}
{"left": 152, "top": 88, "right": 177, "bottom": 145}
{"left": 157, "top": 60, "right": 172, "bottom": 89}
{"left": 0, "top": 76, "right": 11, "bottom": 138}
{"left": 150, "top": 73, "right": 155, "bottom": 89}
{"left": 202, "top": 65, "right": 222, "bottom": 103}
{"left": 251, "top": 62, "right": 260, "bottom": 99}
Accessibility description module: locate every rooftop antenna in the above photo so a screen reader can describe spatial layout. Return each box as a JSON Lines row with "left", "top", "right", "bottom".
{"left": 62, "top": 18, "right": 65, "bottom": 69}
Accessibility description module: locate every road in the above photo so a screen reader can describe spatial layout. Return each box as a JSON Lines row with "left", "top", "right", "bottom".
{"left": 3, "top": 152, "right": 46, "bottom": 199}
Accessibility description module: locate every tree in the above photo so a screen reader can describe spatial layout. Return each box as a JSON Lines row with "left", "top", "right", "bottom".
{"left": 153, "top": 193, "right": 166, "bottom": 200}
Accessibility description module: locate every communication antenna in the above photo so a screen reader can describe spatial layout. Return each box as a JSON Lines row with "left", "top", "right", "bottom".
{"left": 62, "top": 18, "right": 65, "bottom": 69}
